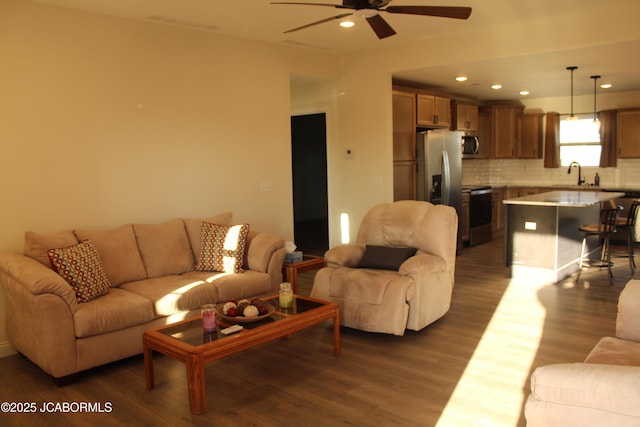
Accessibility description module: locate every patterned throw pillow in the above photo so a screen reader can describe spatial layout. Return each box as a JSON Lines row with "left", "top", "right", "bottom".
{"left": 196, "top": 223, "right": 250, "bottom": 273}
{"left": 48, "top": 240, "right": 111, "bottom": 303}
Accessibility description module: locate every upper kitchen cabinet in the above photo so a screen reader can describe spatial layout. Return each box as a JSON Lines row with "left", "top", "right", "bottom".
{"left": 393, "top": 90, "right": 417, "bottom": 201}
{"left": 617, "top": 109, "right": 640, "bottom": 158}
{"left": 490, "top": 104, "right": 524, "bottom": 158}
{"left": 453, "top": 102, "right": 479, "bottom": 132}
{"left": 517, "top": 113, "right": 543, "bottom": 158}
{"left": 476, "top": 109, "right": 490, "bottom": 159}
{"left": 392, "top": 90, "right": 417, "bottom": 161}
{"left": 416, "top": 94, "right": 451, "bottom": 128}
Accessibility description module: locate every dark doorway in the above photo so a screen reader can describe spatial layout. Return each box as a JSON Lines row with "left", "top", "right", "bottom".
{"left": 291, "top": 113, "right": 329, "bottom": 256}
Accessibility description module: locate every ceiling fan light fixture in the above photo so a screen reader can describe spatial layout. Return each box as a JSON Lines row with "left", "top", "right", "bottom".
{"left": 354, "top": 9, "right": 378, "bottom": 19}
{"left": 566, "top": 66, "right": 579, "bottom": 121}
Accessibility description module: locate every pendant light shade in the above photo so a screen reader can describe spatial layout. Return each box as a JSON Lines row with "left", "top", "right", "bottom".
{"left": 591, "top": 75, "right": 601, "bottom": 124}
{"left": 567, "top": 66, "right": 578, "bottom": 120}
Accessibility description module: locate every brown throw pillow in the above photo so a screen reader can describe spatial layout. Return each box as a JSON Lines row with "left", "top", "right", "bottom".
{"left": 357, "top": 245, "right": 417, "bottom": 271}
{"left": 48, "top": 240, "right": 111, "bottom": 303}
{"left": 196, "top": 223, "right": 250, "bottom": 273}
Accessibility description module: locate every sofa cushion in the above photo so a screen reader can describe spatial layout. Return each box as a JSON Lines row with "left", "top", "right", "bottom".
{"left": 24, "top": 230, "right": 79, "bottom": 268}
{"left": 133, "top": 219, "right": 195, "bottom": 278}
{"left": 184, "top": 212, "right": 233, "bottom": 264}
{"left": 74, "top": 225, "right": 147, "bottom": 287}
{"left": 197, "top": 223, "right": 250, "bottom": 274}
{"left": 182, "top": 270, "right": 272, "bottom": 302}
{"left": 357, "top": 245, "right": 417, "bottom": 270}
{"left": 48, "top": 240, "right": 111, "bottom": 304}
{"left": 73, "top": 288, "right": 155, "bottom": 338}
{"left": 119, "top": 275, "right": 218, "bottom": 317}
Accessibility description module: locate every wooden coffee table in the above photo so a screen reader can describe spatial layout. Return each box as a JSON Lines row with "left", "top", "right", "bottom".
{"left": 143, "top": 294, "right": 340, "bottom": 414}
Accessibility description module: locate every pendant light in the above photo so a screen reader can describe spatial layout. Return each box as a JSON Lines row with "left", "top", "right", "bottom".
{"left": 591, "top": 75, "right": 601, "bottom": 125}
{"left": 566, "top": 66, "right": 578, "bottom": 120}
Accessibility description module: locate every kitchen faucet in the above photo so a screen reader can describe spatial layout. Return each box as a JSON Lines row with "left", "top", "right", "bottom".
{"left": 567, "top": 161, "right": 585, "bottom": 185}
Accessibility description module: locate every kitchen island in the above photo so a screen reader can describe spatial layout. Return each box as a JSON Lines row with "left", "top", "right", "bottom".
{"left": 504, "top": 190, "right": 624, "bottom": 283}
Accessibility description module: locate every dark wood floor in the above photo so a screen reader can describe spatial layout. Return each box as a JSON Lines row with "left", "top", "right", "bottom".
{"left": 0, "top": 238, "right": 634, "bottom": 426}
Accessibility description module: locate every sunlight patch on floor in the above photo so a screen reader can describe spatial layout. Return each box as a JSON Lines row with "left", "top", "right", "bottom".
{"left": 436, "top": 275, "right": 549, "bottom": 427}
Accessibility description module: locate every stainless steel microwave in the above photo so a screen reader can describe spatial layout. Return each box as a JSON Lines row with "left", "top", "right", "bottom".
{"left": 462, "top": 135, "right": 480, "bottom": 158}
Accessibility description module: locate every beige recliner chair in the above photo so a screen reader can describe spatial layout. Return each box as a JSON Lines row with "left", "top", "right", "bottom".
{"left": 311, "top": 200, "right": 458, "bottom": 336}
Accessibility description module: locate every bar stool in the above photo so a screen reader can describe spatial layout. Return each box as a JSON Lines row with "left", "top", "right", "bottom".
{"left": 616, "top": 200, "right": 640, "bottom": 274}
{"left": 578, "top": 205, "right": 623, "bottom": 284}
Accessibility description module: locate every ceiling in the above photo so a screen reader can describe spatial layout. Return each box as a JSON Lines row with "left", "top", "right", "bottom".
{"left": 28, "top": 0, "right": 640, "bottom": 101}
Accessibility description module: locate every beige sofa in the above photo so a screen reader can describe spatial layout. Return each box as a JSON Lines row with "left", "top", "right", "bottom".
{"left": 311, "top": 201, "right": 458, "bottom": 336}
{"left": 525, "top": 279, "right": 640, "bottom": 426}
{"left": 0, "top": 212, "right": 286, "bottom": 382}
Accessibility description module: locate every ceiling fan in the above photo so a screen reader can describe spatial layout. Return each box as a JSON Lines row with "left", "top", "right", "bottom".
{"left": 271, "top": 0, "right": 472, "bottom": 39}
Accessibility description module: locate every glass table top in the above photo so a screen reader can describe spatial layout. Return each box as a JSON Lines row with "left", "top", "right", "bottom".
{"left": 158, "top": 295, "right": 326, "bottom": 347}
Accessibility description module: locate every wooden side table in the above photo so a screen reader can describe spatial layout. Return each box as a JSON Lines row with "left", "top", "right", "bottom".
{"left": 282, "top": 254, "right": 326, "bottom": 294}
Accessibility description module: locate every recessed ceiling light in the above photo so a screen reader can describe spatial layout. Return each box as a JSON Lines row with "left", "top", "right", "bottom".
{"left": 520, "top": 90, "right": 530, "bottom": 96}
{"left": 600, "top": 83, "right": 612, "bottom": 89}
{"left": 340, "top": 20, "right": 354, "bottom": 28}
{"left": 455, "top": 76, "right": 468, "bottom": 82}
{"left": 491, "top": 84, "right": 502, "bottom": 90}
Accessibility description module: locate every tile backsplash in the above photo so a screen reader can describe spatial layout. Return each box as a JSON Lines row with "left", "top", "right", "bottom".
{"left": 462, "top": 158, "right": 640, "bottom": 188}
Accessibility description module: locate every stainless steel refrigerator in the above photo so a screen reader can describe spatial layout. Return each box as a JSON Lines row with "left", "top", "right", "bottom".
{"left": 416, "top": 130, "right": 463, "bottom": 247}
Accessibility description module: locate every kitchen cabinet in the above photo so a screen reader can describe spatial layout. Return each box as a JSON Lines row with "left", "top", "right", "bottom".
{"left": 517, "top": 113, "right": 543, "bottom": 158}
{"left": 476, "top": 109, "right": 490, "bottom": 159}
{"left": 461, "top": 191, "right": 470, "bottom": 243}
{"left": 393, "top": 90, "right": 416, "bottom": 162}
{"left": 416, "top": 94, "right": 450, "bottom": 128}
{"left": 491, "top": 187, "right": 505, "bottom": 238}
{"left": 617, "top": 109, "right": 640, "bottom": 158}
{"left": 453, "top": 102, "right": 479, "bottom": 132}
{"left": 392, "top": 90, "right": 417, "bottom": 200}
{"left": 491, "top": 105, "right": 523, "bottom": 158}
{"left": 393, "top": 161, "right": 416, "bottom": 201}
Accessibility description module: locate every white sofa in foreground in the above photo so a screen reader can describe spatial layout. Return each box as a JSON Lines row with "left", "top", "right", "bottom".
{"left": 525, "top": 279, "right": 640, "bottom": 426}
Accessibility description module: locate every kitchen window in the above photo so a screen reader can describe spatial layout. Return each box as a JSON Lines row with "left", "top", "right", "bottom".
{"left": 559, "top": 115, "right": 601, "bottom": 166}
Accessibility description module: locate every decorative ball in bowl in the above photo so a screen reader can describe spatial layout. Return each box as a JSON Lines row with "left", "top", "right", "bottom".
{"left": 216, "top": 298, "right": 275, "bottom": 323}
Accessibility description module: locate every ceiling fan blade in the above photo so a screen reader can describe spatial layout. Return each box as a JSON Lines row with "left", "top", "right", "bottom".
{"left": 385, "top": 6, "right": 472, "bottom": 20}
{"left": 366, "top": 14, "right": 396, "bottom": 39}
{"left": 271, "top": 2, "right": 350, "bottom": 10}
{"left": 283, "top": 13, "right": 354, "bottom": 34}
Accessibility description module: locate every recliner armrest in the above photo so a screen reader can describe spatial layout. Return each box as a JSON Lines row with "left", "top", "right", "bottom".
{"left": 399, "top": 253, "right": 447, "bottom": 276}
{"left": 324, "top": 245, "right": 364, "bottom": 268}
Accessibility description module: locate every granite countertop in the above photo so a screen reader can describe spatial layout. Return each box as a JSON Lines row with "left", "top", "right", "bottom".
{"left": 503, "top": 190, "right": 625, "bottom": 207}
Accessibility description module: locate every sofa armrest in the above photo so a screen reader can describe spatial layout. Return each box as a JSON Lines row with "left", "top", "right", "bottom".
{"left": 0, "top": 252, "right": 78, "bottom": 312}
{"left": 616, "top": 280, "right": 640, "bottom": 342}
{"left": 324, "top": 245, "right": 364, "bottom": 268}
{"left": 244, "top": 231, "right": 285, "bottom": 273}
{"left": 529, "top": 363, "right": 640, "bottom": 418}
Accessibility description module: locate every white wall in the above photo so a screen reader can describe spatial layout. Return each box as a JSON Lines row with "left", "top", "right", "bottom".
{"left": 0, "top": 0, "right": 339, "bottom": 353}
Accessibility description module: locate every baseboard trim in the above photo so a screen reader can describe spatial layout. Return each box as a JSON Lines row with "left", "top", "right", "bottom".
{"left": 0, "top": 341, "right": 17, "bottom": 358}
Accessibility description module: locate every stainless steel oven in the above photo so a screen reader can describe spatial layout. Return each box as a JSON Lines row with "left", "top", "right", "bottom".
{"left": 467, "top": 186, "right": 493, "bottom": 246}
